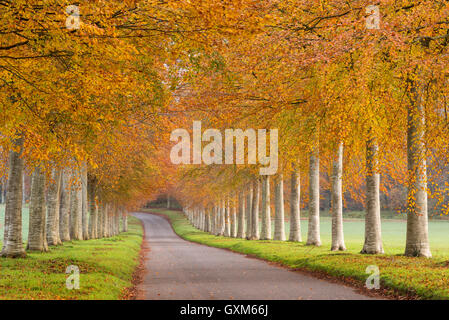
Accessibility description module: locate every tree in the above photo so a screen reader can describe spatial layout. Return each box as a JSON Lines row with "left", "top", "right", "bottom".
{"left": 237, "top": 191, "right": 246, "bottom": 239}
{"left": 289, "top": 168, "right": 301, "bottom": 242}
{"left": 260, "top": 175, "right": 271, "bottom": 240}
{"left": 274, "top": 175, "right": 286, "bottom": 241}
{"left": 46, "top": 168, "right": 62, "bottom": 246}
{"left": 404, "top": 75, "right": 431, "bottom": 258}
{"left": 331, "top": 142, "right": 346, "bottom": 251}
{"left": 27, "top": 166, "right": 47, "bottom": 252}
{"left": 361, "top": 137, "right": 383, "bottom": 254}
{"left": 59, "top": 170, "right": 72, "bottom": 242}
{"left": 2, "top": 137, "right": 26, "bottom": 258}
{"left": 307, "top": 149, "right": 321, "bottom": 246}
{"left": 250, "top": 179, "right": 260, "bottom": 240}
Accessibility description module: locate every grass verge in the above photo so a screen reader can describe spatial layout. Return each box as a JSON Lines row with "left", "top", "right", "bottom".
{"left": 145, "top": 208, "right": 449, "bottom": 300}
{"left": 0, "top": 216, "right": 143, "bottom": 300}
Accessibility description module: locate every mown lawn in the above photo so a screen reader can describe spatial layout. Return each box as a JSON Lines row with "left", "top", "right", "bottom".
{"left": 147, "top": 208, "right": 449, "bottom": 300}
{"left": 0, "top": 212, "right": 143, "bottom": 300}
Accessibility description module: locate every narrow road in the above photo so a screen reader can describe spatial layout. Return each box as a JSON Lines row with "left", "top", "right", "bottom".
{"left": 134, "top": 212, "right": 377, "bottom": 300}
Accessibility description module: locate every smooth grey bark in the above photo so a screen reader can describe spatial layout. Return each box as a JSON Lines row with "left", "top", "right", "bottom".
{"left": 88, "top": 176, "right": 98, "bottom": 239}
{"left": 103, "top": 204, "right": 108, "bottom": 237}
{"left": 237, "top": 192, "right": 246, "bottom": 238}
{"left": 2, "top": 137, "right": 26, "bottom": 258}
{"left": 213, "top": 205, "right": 218, "bottom": 235}
{"left": 115, "top": 207, "right": 120, "bottom": 234}
{"left": 331, "top": 142, "right": 346, "bottom": 251}
{"left": 1, "top": 185, "right": 9, "bottom": 254}
{"left": 122, "top": 212, "right": 128, "bottom": 232}
{"left": 27, "top": 167, "right": 48, "bottom": 252}
{"left": 214, "top": 205, "right": 219, "bottom": 235}
{"left": 250, "top": 179, "right": 260, "bottom": 240}
{"left": 205, "top": 209, "right": 211, "bottom": 233}
{"left": 22, "top": 171, "right": 26, "bottom": 205}
{"left": 200, "top": 208, "right": 204, "bottom": 230}
{"left": 98, "top": 203, "right": 105, "bottom": 238}
{"left": 361, "top": 138, "right": 384, "bottom": 254}
{"left": 202, "top": 208, "right": 206, "bottom": 231}
{"left": 307, "top": 149, "right": 321, "bottom": 246}
{"left": 289, "top": 169, "right": 301, "bottom": 242}
{"left": 105, "top": 204, "right": 111, "bottom": 237}
{"left": 111, "top": 206, "right": 116, "bottom": 236}
{"left": 405, "top": 78, "right": 431, "bottom": 258}
{"left": 245, "top": 185, "right": 253, "bottom": 240}
{"left": 210, "top": 206, "right": 216, "bottom": 235}
{"left": 46, "top": 168, "right": 62, "bottom": 246}
{"left": 167, "top": 194, "right": 170, "bottom": 209}
{"left": 110, "top": 206, "right": 115, "bottom": 235}
{"left": 70, "top": 174, "right": 83, "bottom": 240}
{"left": 231, "top": 201, "right": 237, "bottom": 238}
{"left": 109, "top": 206, "right": 114, "bottom": 236}
{"left": 105, "top": 205, "right": 111, "bottom": 237}
{"left": 81, "top": 163, "right": 89, "bottom": 239}
{"left": 274, "top": 175, "right": 286, "bottom": 241}
{"left": 224, "top": 199, "right": 231, "bottom": 237}
{"left": 260, "top": 175, "right": 271, "bottom": 240}
{"left": 220, "top": 201, "right": 225, "bottom": 236}
{"left": 59, "top": 170, "right": 71, "bottom": 241}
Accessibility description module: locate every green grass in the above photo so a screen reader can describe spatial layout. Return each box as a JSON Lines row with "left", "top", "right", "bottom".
{"left": 147, "top": 208, "right": 449, "bottom": 300}
{"left": 0, "top": 208, "right": 143, "bottom": 300}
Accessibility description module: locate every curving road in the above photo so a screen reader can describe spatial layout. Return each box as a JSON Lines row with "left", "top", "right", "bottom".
{"left": 134, "top": 212, "right": 377, "bottom": 300}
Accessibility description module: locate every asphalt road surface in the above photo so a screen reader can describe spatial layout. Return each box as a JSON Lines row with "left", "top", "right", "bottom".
{"left": 134, "top": 212, "right": 377, "bottom": 300}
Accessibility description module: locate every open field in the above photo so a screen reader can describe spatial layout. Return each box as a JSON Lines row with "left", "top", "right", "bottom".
{"left": 0, "top": 209, "right": 143, "bottom": 300}
{"left": 146, "top": 208, "right": 449, "bottom": 299}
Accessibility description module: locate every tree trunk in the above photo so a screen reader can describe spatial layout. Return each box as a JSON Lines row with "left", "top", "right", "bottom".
{"left": 405, "top": 77, "right": 431, "bottom": 258}
{"left": 46, "top": 168, "right": 62, "bottom": 246}
{"left": 224, "top": 199, "right": 231, "bottom": 237}
{"left": 115, "top": 207, "right": 120, "bottom": 235}
{"left": 205, "top": 210, "right": 210, "bottom": 233}
{"left": 250, "top": 179, "right": 260, "bottom": 240}
{"left": 231, "top": 201, "right": 237, "bottom": 238}
{"left": 102, "top": 204, "right": 108, "bottom": 237}
{"left": 27, "top": 167, "right": 48, "bottom": 252}
{"left": 362, "top": 137, "right": 384, "bottom": 254}
{"left": 307, "top": 149, "right": 321, "bottom": 246}
{"left": 105, "top": 207, "right": 110, "bottom": 237}
{"left": 245, "top": 185, "right": 253, "bottom": 240}
{"left": 22, "top": 171, "right": 26, "bottom": 205}
{"left": 70, "top": 174, "right": 83, "bottom": 240}
{"left": 88, "top": 176, "right": 98, "bottom": 239}
{"left": 274, "top": 175, "right": 286, "bottom": 241}
{"left": 331, "top": 142, "right": 346, "bottom": 251}
{"left": 122, "top": 211, "right": 128, "bottom": 232}
{"left": 219, "top": 201, "right": 225, "bottom": 236}
{"left": 2, "top": 137, "right": 26, "bottom": 258}
{"left": 237, "top": 192, "right": 246, "bottom": 238}
{"left": 167, "top": 194, "right": 170, "bottom": 209}
{"left": 260, "top": 175, "right": 271, "bottom": 240}
{"left": 81, "top": 163, "right": 89, "bottom": 239}
{"left": 98, "top": 203, "right": 105, "bottom": 238}
{"left": 213, "top": 205, "right": 220, "bottom": 235}
{"left": 59, "top": 169, "right": 71, "bottom": 242}
{"left": 289, "top": 168, "right": 301, "bottom": 242}
{"left": 210, "top": 206, "right": 215, "bottom": 234}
